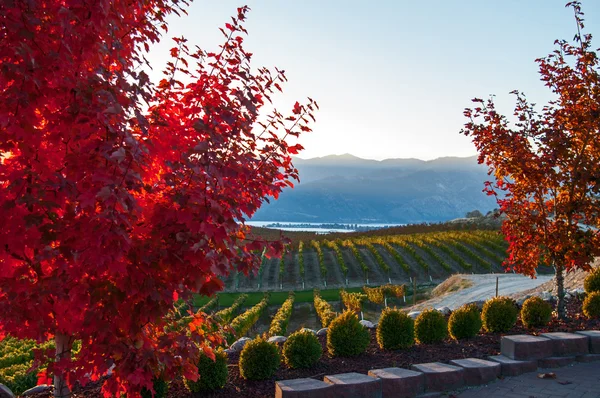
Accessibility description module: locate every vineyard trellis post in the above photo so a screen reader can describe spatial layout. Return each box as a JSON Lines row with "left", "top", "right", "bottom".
{"left": 413, "top": 277, "right": 417, "bottom": 305}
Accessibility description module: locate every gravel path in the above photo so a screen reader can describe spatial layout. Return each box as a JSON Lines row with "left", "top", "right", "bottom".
{"left": 411, "top": 273, "right": 554, "bottom": 310}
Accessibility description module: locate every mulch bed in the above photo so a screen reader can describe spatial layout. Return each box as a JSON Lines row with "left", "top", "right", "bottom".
{"left": 28, "top": 297, "right": 599, "bottom": 398}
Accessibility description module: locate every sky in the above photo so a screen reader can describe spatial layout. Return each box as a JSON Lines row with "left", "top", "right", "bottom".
{"left": 146, "top": 0, "right": 600, "bottom": 161}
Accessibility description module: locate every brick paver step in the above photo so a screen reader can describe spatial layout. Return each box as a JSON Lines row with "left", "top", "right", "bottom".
{"left": 368, "top": 367, "right": 424, "bottom": 398}
{"left": 275, "top": 378, "right": 335, "bottom": 398}
{"left": 323, "top": 372, "right": 382, "bottom": 398}
{"left": 539, "top": 332, "right": 589, "bottom": 356}
{"left": 576, "top": 353, "right": 600, "bottom": 362}
{"left": 537, "top": 355, "right": 576, "bottom": 368}
{"left": 500, "top": 334, "right": 553, "bottom": 360}
{"left": 449, "top": 358, "right": 501, "bottom": 386}
{"left": 410, "top": 362, "right": 464, "bottom": 393}
{"left": 487, "top": 355, "right": 538, "bottom": 377}
{"left": 574, "top": 330, "right": 600, "bottom": 354}
{"left": 454, "top": 360, "right": 600, "bottom": 397}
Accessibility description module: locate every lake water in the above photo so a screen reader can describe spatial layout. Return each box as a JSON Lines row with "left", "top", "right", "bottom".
{"left": 246, "top": 221, "right": 405, "bottom": 233}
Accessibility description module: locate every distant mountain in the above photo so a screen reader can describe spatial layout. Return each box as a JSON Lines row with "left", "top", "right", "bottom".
{"left": 252, "top": 154, "right": 498, "bottom": 224}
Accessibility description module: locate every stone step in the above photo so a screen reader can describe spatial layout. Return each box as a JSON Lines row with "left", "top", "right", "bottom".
{"left": 323, "top": 372, "right": 382, "bottom": 398}
{"left": 540, "top": 332, "right": 589, "bottom": 356}
{"left": 576, "top": 353, "right": 600, "bottom": 363}
{"left": 500, "top": 334, "right": 553, "bottom": 360}
{"left": 487, "top": 355, "right": 538, "bottom": 377}
{"left": 275, "top": 378, "right": 336, "bottom": 398}
{"left": 449, "top": 358, "right": 501, "bottom": 386}
{"left": 410, "top": 362, "right": 464, "bottom": 393}
{"left": 368, "top": 367, "right": 424, "bottom": 398}
{"left": 538, "top": 355, "right": 576, "bottom": 368}
{"left": 575, "top": 330, "right": 600, "bottom": 354}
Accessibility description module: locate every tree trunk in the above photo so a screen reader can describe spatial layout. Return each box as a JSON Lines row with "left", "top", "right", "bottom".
{"left": 54, "top": 333, "right": 72, "bottom": 398}
{"left": 555, "top": 262, "right": 566, "bottom": 320}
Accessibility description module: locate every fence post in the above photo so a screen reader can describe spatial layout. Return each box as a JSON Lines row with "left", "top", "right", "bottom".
{"left": 413, "top": 277, "right": 417, "bottom": 305}
{"left": 495, "top": 276, "right": 499, "bottom": 297}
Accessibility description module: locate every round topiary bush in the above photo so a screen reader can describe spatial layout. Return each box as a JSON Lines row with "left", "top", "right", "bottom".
{"left": 327, "top": 310, "right": 370, "bottom": 357}
{"left": 520, "top": 296, "right": 553, "bottom": 329}
{"left": 583, "top": 291, "right": 600, "bottom": 319}
{"left": 239, "top": 337, "right": 280, "bottom": 380}
{"left": 448, "top": 303, "right": 482, "bottom": 340}
{"left": 2, "top": 366, "right": 37, "bottom": 396}
{"left": 141, "top": 378, "right": 168, "bottom": 398}
{"left": 414, "top": 309, "right": 447, "bottom": 344}
{"left": 184, "top": 348, "right": 228, "bottom": 392}
{"left": 376, "top": 307, "right": 414, "bottom": 350}
{"left": 584, "top": 267, "right": 600, "bottom": 294}
{"left": 282, "top": 329, "right": 322, "bottom": 369}
{"left": 482, "top": 296, "right": 518, "bottom": 333}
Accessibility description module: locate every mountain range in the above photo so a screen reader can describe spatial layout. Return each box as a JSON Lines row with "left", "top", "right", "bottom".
{"left": 252, "top": 154, "right": 498, "bottom": 224}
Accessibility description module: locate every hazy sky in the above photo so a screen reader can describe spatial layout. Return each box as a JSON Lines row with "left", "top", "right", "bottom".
{"left": 146, "top": 0, "right": 600, "bottom": 161}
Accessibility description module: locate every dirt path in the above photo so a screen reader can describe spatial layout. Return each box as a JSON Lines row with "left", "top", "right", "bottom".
{"left": 409, "top": 273, "right": 554, "bottom": 311}
{"left": 323, "top": 248, "right": 344, "bottom": 288}
{"left": 407, "top": 242, "right": 446, "bottom": 282}
{"left": 459, "top": 241, "right": 504, "bottom": 272}
{"left": 390, "top": 243, "right": 431, "bottom": 285}
{"left": 282, "top": 252, "right": 300, "bottom": 290}
{"left": 285, "top": 302, "right": 321, "bottom": 334}
{"left": 341, "top": 246, "right": 364, "bottom": 286}
{"left": 358, "top": 247, "right": 388, "bottom": 285}
{"left": 427, "top": 243, "right": 470, "bottom": 275}
{"left": 375, "top": 244, "right": 408, "bottom": 284}
{"left": 303, "top": 250, "right": 323, "bottom": 289}
{"left": 261, "top": 257, "right": 279, "bottom": 290}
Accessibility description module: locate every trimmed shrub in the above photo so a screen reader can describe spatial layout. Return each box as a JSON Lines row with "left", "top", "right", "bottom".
{"left": 448, "top": 303, "right": 482, "bottom": 340}
{"left": 282, "top": 330, "right": 322, "bottom": 369}
{"left": 239, "top": 337, "right": 280, "bottom": 380}
{"left": 376, "top": 308, "right": 414, "bottom": 350}
{"left": 482, "top": 296, "right": 518, "bottom": 333}
{"left": 327, "top": 310, "right": 370, "bottom": 357}
{"left": 0, "top": 363, "right": 37, "bottom": 395}
{"left": 414, "top": 309, "right": 447, "bottom": 344}
{"left": 184, "top": 349, "right": 228, "bottom": 392}
{"left": 584, "top": 267, "right": 600, "bottom": 293}
{"left": 520, "top": 296, "right": 552, "bottom": 329}
{"left": 141, "top": 378, "right": 168, "bottom": 398}
{"left": 583, "top": 291, "right": 600, "bottom": 319}
{"left": 0, "top": 337, "right": 54, "bottom": 395}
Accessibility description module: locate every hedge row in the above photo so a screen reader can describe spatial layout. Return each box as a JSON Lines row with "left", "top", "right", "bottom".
{"left": 215, "top": 294, "right": 248, "bottom": 323}
{"left": 228, "top": 294, "right": 269, "bottom": 343}
{"left": 269, "top": 292, "right": 295, "bottom": 336}
{"left": 313, "top": 290, "right": 336, "bottom": 327}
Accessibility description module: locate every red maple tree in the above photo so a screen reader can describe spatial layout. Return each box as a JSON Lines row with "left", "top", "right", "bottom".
{"left": 0, "top": 1, "right": 316, "bottom": 396}
{"left": 462, "top": 1, "right": 599, "bottom": 319}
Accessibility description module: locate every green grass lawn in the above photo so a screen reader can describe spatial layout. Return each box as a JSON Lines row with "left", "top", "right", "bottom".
{"left": 193, "top": 286, "right": 367, "bottom": 308}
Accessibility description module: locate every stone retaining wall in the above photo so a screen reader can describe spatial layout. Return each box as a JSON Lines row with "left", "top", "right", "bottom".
{"left": 275, "top": 330, "right": 600, "bottom": 398}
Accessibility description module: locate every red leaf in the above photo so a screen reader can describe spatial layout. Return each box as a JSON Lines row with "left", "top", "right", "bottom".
{"left": 292, "top": 101, "right": 302, "bottom": 115}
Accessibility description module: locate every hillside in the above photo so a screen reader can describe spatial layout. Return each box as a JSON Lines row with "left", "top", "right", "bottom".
{"left": 222, "top": 229, "right": 554, "bottom": 292}
{"left": 252, "top": 154, "right": 497, "bottom": 223}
